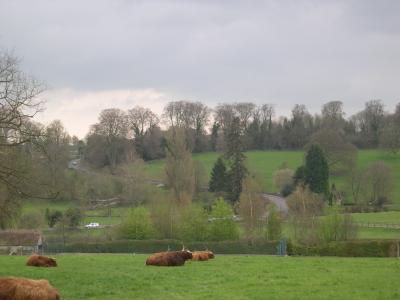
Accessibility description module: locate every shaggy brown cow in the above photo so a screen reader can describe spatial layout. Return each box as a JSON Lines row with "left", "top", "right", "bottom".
{"left": 146, "top": 250, "right": 192, "bottom": 266}
{"left": 0, "top": 277, "right": 60, "bottom": 300}
{"left": 191, "top": 250, "right": 215, "bottom": 261}
{"left": 26, "top": 255, "right": 57, "bottom": 268}
{"left": 206, "top": 250, "right": 215, "bottom": 259}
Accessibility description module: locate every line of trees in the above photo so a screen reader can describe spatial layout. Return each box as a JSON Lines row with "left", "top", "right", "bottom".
{"left": 84, "top": 100, "right": 400, "bottom": 170}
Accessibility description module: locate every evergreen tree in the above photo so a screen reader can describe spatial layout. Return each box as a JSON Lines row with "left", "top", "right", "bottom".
{"left": 225, "top": 117, "right": 248, "bottom": 203}
{"left": 293, "top": 165, "right": 306, "bottom": 186}
{"left": 304, "top": 144, "right": 329, "bottom": 196}
{"left": 210, "top": 122, "right": 220, "bottom": 151}
{"left": 209, "top": 157, "right": 228, "bottom": 193}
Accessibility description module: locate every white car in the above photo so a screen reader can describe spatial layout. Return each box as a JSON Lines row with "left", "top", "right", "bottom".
{"left": 85, "top": 222, "right": 100, "bottom": 228}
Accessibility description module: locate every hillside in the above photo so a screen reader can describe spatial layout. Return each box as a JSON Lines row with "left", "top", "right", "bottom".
{"left": 145, "top": 150, "right": 400, "bottom": 205}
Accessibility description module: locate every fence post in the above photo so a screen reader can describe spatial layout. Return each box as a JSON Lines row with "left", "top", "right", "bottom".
{"left": 277, "top": 239, "right": 287, "bottom": 256}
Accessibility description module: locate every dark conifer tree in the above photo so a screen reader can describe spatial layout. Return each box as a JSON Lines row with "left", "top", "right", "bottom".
{"left": 209, "top": 157, "right": 228, "bottom": 192}
{"left": 304, "top": 144, "right": 329, "bottom": 196}
{"left": 225, "top": 117, "right": 248, "bottom": 203}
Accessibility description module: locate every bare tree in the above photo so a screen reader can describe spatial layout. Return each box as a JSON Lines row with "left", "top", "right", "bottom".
{"left": 351, "top": 100, "right": 385, "bottom": 147}
{"left": 234, "top": 102, "right": 256, "bottom": 130}
{"left": 164, "top": 128, "right": 195, "bottom": 205}
{"left": 91, "top": 108, "right": 130, "bottom": 170}
{"left": 362, "top": 161, "right": 393, "bottom": 207}
{"left": 308, "top": 128, "right": 358, "bottom": 174}
{"left": 287, "top": 186, "right": 324, "bottom": 246}
{"left": 289, "top": 104, "right": 313, "bottom": 148}
{"left": 380, "top": 103, "right": 400, "bottom": 154}
{"left": 34, "top": 120, "right": 71, "bottom": 199}
{"left": 0, "top": 52, "right": 45, "bottom": 195}
{"left": 321, "top": 101, "right": 345, "bottom": 129}
{"left": 162, "top": 101, "right": 185, "bottom": 128}
{"left": 0, "top": 53, "right": 44, "bottom": 147}
{"left": 127, "top": 106, "right": 159, "bottom": 138}
{"left": 238, "top": 177, "right": 265, "bottom": 238}
{"left": 214, "top": 103, "right": 236, "bottom": 131}
{"left": 0, "top": 52, "right": 45, "bottom": 227}
{"left": 162, "top": 101, "right": 210, "bottom": 151}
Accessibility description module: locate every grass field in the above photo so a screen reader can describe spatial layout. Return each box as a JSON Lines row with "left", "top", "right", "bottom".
{"left": 0, "top": 254, "right": 399, "bottom": 300}
{"left": 352, "top": 211, "right": 400, "bottom": 239}
{"left": 352, "top": 211, "right": 400, "bottom": 225}
{"left": 145, "top": 149, "right": 400, "bottom": 204}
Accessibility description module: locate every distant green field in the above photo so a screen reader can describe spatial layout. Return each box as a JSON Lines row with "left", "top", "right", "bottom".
{"left": 145, "top": 150, "right": 400, "bottom": 204}
{"left": 352, "top": 212, "right": 400, "bottom": 225}
{"left": 357, "top": 227, "right": 400, "bottom": 239}
{"left": 22, "top": 201, "right": 73, "bottom": 214}
{"left": 0, "top": 254, "right": 399, "bottom": 300}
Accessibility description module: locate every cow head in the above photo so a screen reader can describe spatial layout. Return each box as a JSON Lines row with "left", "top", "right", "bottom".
{"left": 47, "top": 257, "right": 57, "bottom": 267}
{"left": 207, "top": 251, "right": 215, "bottom": 259}
{"left": 180, "top": 246, "right": 192, "bottom": 260}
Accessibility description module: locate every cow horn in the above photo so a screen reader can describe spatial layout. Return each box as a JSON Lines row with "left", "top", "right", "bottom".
{"left": 182, "top": 244, "right": 185, "bottom": 251}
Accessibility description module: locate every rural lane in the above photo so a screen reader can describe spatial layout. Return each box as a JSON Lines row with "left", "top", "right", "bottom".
{"left": 263, "top": 193, "right": 288, "bottom": 214}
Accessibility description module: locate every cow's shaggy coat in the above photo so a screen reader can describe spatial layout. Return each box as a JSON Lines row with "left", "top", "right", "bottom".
{"left": 0, "top": 277, "right": 60, "bottom": 300}
{"left": 192, "top": 251, "right": 215, "bottom": 261}
{"left": 26, "top": 255, "right": 57, "bottom": 268}
{"left": 146, "top": 250, "right": 193, "bottom": 266}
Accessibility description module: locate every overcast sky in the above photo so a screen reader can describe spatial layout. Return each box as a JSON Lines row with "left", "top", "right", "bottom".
{"left": 1, "top": 0, "right": 399, "bottom": 137}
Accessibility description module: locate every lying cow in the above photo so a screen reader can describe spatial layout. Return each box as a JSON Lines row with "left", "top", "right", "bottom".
{"left": 26, "top": 255, "right": 57, "bottom": 268}
{"left": 0, "top": 277, "right": 60, "bottom": 300}
{"left": 191, "top": 250, "right": 215, "bottom": 261}
{"left": 146, "top": 250, "right": 192, "bottom": 266}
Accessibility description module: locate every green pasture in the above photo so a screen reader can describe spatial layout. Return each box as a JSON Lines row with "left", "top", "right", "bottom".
{"left": 357, "top": 227, "right": 400, "bottom": 239}
{"left": 145, "top": 150, "right": 400, "bottom": 204}
{"left": 351, "top": 211, "right": 400, "bottom": 239}
{"left": 0, "top": 254, "right": 399, "bottom": 300}
{"left": 352, "top": 211, "right": 400, "bottom": 225}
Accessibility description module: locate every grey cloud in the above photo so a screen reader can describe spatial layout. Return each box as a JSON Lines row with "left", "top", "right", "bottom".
{"left": 0, "top": 0, "right": 399, "bottom": 116}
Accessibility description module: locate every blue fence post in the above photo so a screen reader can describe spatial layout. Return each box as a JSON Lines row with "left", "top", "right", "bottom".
{"left": 277, "top": 239, "right": 287, "bottom": 256}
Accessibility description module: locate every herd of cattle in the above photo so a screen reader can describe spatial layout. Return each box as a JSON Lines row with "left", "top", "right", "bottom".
{"left": 0, "top": 249, "right": 215, "bottom": 299}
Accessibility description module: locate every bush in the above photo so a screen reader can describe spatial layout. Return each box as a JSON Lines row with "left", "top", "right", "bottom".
{"left": 177, "top": 204, "right": 209, "bottom": 242}
{"left": 45, "top": 209, "right": 63, "bottom": 228}
{"left": 118, "top": 206, "right": 155, "bottom": 239}
{"left": 266, "top": 205, "right": 282, "bottom": 240}
{"left": 208, "top": 198, "right": 239, "bottom": 241}
{"left": 65, "top": 208, "right": 83, "bottom": 228}
{"left": 318, "top": 206, "right": 357, "bottom": 243}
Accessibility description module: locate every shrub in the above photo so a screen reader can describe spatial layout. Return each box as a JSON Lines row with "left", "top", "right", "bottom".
{"left": 45, "top": 209, "right": 63, "bottom": 228}
{"left": 318, "top": 206, "right": 357, "bottom": 244}
{"left": 266, "top": 205, "right": 282, "bottom": 240}
{"left": 64, "top": 208, "right": 83, "bottom": 228}
{"left": 118, "top": 206, "right": 155, "bottom": 239}
{"left": 177, "top": 204, "right": 209, "bottom": 242}
{"left": 208, "top": 198, "right": 239, "bottom": 241}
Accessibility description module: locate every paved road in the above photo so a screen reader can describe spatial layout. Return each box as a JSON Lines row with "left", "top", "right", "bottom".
{"left": 263, "top": 193, "right": 288, "bottom": 214}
